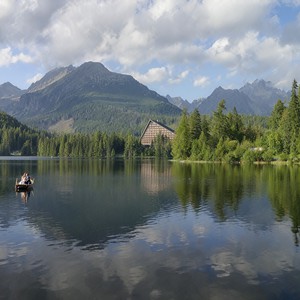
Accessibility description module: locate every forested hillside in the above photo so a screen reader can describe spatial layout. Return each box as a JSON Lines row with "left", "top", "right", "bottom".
{"left": 11, "top": 62, "right": 181, "bottom": 134}
{"left": 0, "top": 111, "right": 43, "bottom": 155}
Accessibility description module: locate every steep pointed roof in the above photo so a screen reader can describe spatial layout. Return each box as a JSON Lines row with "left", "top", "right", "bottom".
{"left": 140, "top": 119, "right": 175, "bottom": 145}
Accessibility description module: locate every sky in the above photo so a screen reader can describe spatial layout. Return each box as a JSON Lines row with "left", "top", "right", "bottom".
{"left": 0, "top": 0, "right": 300, "bottom": 102}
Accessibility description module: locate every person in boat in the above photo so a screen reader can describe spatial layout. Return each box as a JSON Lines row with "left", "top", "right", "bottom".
{"left": 19, "top": 173, "right": 27, "bottom": 184}
{"left": 19, "top": 172, "right": 31, "bottom": 184}
{"left": 25, "top": 173, "right": 31, "bottom": 184}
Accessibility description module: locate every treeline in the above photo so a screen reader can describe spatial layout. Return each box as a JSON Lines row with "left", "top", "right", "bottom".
{"left": 38, "top": 132, "right": 125, "bottom": 158}
{"left": 172, "top": 79, "right": 300, "bottom": 163}
{"left": 1, "top": 79, "right": 300, "bottom": 162}
{"left": 37, "top": 131, "right": 171, "bottom": 158}
{"left": 0, "top": 114, "right": 171, "bottom": 158}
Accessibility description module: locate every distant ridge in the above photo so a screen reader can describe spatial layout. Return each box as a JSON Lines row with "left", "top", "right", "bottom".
{"left": 0, "top": 82, "right": 24, "bottom": 99}
{"left": 198, "top": 86, "right": 255, "bottom": 115}
{"left": 167, "top": 79, "right": 290, "bottom": 115}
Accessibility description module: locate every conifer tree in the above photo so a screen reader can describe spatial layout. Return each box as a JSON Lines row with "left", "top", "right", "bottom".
{"left": 269, "top": 100, "right": 285, "bottom": 130}
{"left": 227, "top": 107, "right": 244, "bottom": 142}
{"left": 288, "top": 79, "right": 300, "bottom": 137}
{"left": 189, "top": 109, "right": 202, "bottom": 140}
{"left": 172, "top": 109, "right": 191, "bottom": 159}
{"left": 210, "top": 100, "right": 228, "bottom": 146}
{"left": 278, "top": 109, "right": 291, "bottom": 153}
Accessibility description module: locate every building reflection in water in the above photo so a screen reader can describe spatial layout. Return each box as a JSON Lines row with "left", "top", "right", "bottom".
{"left": 140, "top": 160, "right": 172, "bottom": 195}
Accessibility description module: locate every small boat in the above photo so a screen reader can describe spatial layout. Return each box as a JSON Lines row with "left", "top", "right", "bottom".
{"left": 15, "top": 178, "right": 34, "bottom": 192}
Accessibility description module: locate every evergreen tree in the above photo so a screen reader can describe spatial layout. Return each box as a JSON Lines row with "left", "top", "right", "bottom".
{"left": 189, "top": 109, "right": 202, "bottom": 140}
{"left": 201, "top": 116, "right": 210, "bottom": 141}
{"left": 278, "top": 109, "right": 291, "bottom": 153}
{"left": 210, "top": 100, "right": 228, "bottom": 146}
{"left": 288, "top": 79, "right": 300, "bottom": 138}
{"left": 190, "top": 131, "right": 211, "bottom": 161}
{"left": 269, "top": 100, "right": 285, "bottom": 130}
{"left": 172, "top": 109, "right": 191, "bottom": 159}
{"left": 152, "top": 133, "right": 170, "bottom": 158}
{"left": 21, "top": 140, "right": 32, "bottom": 155}
{"left": 124, "top": 134, "right": 136, "bottom": 158}
{"left": 214, "top": 138, "right": 226, "bottom": 161}
{"left": 227, "top": 107, "right": 244, "bottom": 142}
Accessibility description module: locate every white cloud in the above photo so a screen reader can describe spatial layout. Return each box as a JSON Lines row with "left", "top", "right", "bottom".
{"left": 201, "top": 0, "right": 275, "bottom": 34}
{"left": 194, "top": 76, "right": 210, "bottom": 87}
{"left": 1, "top": 0, "right": 300, "bottom": 94}
{"left": 0, "top": 47, "right": 32, "bottom": 66}
{"left": 169, "top": 70, "right": 189, "bottom": 84}
{"left": 204, "top": 30, "right": 295, "bottom": 90}
{"left": 133, "top": 67, "right": 169, "bottom": 84}
{"left": 26, "top": 73, "right": 43, "bottom": 85}
{"left": 208, "top": 38, "right": 236, "bottom": 66}
{"left": 0, "top": 0, "right": 278, "bottom": 67}
{"left": 0, "top": 0, "right": 14, "bottom": 20}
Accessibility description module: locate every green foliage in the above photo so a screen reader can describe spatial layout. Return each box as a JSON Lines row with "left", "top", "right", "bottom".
{"left": 172, "top": 100, "right": 259, "bottom": 163}
{"left": 124, "top": 134, "right": 141, "bottom": 158}
{"left": 2, "top": 79, "right": 300, "bottom": 163}
{"left": 16, "top": 71, "right": 182, "bottom": 135}
{"left": 242, "top": 149, "right": 256, "bottom": 163}
{"left": 227, "top": 107, "right": 244, "bottom": 142}
{"left": 268, "top": 100, "right": 286, "bottom": 130}
{"left": 190, "top": 132, "right": 212, "bottom": 161}
{"left": 37, "top": 131, "right": 128, "bottom": 158}
{"left": 171, "top": 79, "right": 300, "bottom": 163}
{"left": 172, "top": 109, "right": 191, "bottom": 159}
{"left": 0, "top": 111, "right": 41, "bottom": 155}
{"left": 210, "top": 99, "right": 228, "bottom": 146}
{"left": 189, "top": 109, "right": 202, "bottom": 140}
{"left": 288, "top": 80, "right": 300, "bottom": 136}
{"left": 151, "top": 133, "right": 172, "bottom": 158}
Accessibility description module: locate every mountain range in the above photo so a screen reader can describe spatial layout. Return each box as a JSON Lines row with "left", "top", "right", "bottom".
{"left": 0, "top": 61, "right": 291, "bottom": 134}
{"left": 167, "top": 79, "right": 290, "bottom": 115}
{"left": 0, "top": 62, "right": 181, "bottom": 134}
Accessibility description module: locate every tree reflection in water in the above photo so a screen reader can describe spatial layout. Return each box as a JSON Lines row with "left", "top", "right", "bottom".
{"left": 266, "top": 165, "right": 300, "bottom": 246}
{"left": 171, "top": 162, "right": 300, "bottom": 246}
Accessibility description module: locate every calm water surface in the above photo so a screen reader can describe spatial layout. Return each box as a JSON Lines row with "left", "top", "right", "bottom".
{"left": 0, "top": 158, "right": 299, "bottom": 300}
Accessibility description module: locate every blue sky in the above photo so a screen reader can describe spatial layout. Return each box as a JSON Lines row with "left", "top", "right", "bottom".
{"left": 0, "top": 0, "right": 300, "bottom": 102}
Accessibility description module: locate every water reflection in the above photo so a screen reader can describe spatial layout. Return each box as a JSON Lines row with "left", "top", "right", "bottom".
{"left": 13, "top": 159, "right": 178, "bottom": 249}
{"left": 19, "top": 191, "right": 31, "bottom": 204}
{"left": 1, "top": 159, "right": 300, "bottom": 247}
{"left": 171, "top": 163, "right": 261, "bottom": 216}
{"left": 171, "top": 162, "right": 300, "bottom": 246}
{"left": 141, "top": 159, "right": 172, "bottom": 194}
{"left": 266, "top": 166, "right": 300, "bottom": 246}
{"left": 0, "top": 158, "right": 300, "bottom": 299}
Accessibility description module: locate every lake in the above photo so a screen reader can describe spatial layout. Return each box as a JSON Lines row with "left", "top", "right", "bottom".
{"left": 0, "top": 157, "right": 299, "bottom": 300}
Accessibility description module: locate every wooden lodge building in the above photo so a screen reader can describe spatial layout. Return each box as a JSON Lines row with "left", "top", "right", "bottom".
{"left": 140, "top": 119, "right": 175, "bottom": 146}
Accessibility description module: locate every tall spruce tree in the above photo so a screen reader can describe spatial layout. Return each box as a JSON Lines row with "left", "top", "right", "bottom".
{"left": 269, "top": 100, "right": 286, "bottom": 130}
{"left": 172, "top": 109, "right": 191, "bottom": 159}
{"left": 288, "top": 80, "right": 300, "bottom": 137}
{"left": 227, "top": 107, "right": 244, "bottom": 142}
{"left": 189, "top": 109, "right": 202, "bottom": 140}
{"left": 210, "top": 100, "right": 228, "bottom": 146}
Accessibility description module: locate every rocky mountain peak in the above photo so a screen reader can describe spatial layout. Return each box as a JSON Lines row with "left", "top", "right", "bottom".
{"left": 28, "top": 65, "right": 75, "bottom": 93}
{"left": 0, "top": 82, "right": 23, "bottom": 99}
